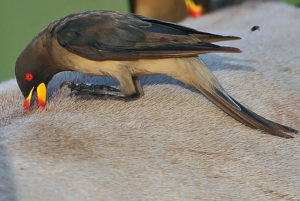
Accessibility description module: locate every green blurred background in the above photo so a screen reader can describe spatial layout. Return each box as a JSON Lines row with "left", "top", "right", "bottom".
{"left": 0, "top": 0, "right": 129, "bottom": 83}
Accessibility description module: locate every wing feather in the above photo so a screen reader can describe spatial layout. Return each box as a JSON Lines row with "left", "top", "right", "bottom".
{"left": 55, "top": 11, "right": 241, "bottom": 61}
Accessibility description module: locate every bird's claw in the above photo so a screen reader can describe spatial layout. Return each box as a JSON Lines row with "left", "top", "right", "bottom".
{"left": 60, "top": 81, "right": 76, "bottom": 89}
{"left": 60, "top": 81, "right": 125, "bottom": 97}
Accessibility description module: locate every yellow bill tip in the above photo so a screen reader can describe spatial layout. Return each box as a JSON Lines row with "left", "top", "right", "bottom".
{"left": 24, "top": 87, "right": 35, "bottom": 111}
{"left": 23, "top": 83, "right": 47, "bottom": 111}
{"left": 36, "top": 83, "right": 47, "bottom": 109}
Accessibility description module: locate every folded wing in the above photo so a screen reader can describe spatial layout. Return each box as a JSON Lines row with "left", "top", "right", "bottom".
{"left": 55, "top": 11, "right": 241, "bottom": 61}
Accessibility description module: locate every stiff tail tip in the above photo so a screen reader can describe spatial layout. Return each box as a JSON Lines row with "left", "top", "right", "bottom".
{"left": 185, "top": 57, "right": 297, "bottom": 138}
{"left": 198, "top": 34, "right": 242, "bottom": 43}
{"left": 208, "top": 87, "right": 298, "bottom": 138}
{"left": 219, "top": 46, "right": 242, "bottom": 53}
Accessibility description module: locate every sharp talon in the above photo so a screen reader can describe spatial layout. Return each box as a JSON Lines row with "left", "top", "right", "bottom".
{"left": 60, "top": 82, "right": 129, "bottom": 98}
{"left": 70, "top": 90, "right": 76, "bottom": 95}
{"left": 124, "top": 93, "right": 141, "bottom": 101}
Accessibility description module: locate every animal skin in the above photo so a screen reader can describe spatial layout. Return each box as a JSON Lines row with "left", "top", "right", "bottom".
{"left": 14, "top": 10, "right": 296, "bottom": 137}
{"left": 0, "top": 2, "right": 299, "bottom": 200}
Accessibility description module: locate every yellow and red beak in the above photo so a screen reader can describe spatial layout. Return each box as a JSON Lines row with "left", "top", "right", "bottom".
{"left": 24, "top": 83, "right": 46, "bottom": 111}
{"left": 185, "top": 0, "right": 204, "bottom": 18}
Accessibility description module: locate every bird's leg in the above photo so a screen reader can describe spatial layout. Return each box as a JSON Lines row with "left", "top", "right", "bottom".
{"left": 60, "top": 81, "right": 125, "bottom": 97}
{"left": 113, "top": 72, "right": 143, "bottom": 100}
{"left": 133, "top": 76, "right": 144, "bottom": 97}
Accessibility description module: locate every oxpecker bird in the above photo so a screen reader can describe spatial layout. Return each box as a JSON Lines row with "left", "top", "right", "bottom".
{"left": 15, "top": 11, "right": 298, "bottom": 138}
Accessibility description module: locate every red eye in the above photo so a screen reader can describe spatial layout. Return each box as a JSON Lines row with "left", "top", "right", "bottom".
{"left": 25, "top": 73, "right": 33, "bottom": 81}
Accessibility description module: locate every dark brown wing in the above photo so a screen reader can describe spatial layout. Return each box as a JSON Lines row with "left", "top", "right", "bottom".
{"left": 55, "top": 11, "right": 241, "bottom": 61}
{"left": 134, "top": 14, "right": 241, "bottom": 42}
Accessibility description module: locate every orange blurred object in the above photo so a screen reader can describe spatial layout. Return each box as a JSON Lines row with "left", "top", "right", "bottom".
{"left": 130, "top": 0, "right": 189, "bottom": 22}
{"left": 185, "top": 0, "right": 204, "bottom": 18}
{"left": 130, "top": 0, "right": 207, "bottom": 22}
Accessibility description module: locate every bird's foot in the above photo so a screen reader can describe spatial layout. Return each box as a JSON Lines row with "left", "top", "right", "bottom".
{"left": 60, "top": 81, "right": 125, "bottom": 97}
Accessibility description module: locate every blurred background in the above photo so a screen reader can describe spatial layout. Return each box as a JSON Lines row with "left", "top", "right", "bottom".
{"left": 0, "top": 0, "right": 299, "bottom": 83}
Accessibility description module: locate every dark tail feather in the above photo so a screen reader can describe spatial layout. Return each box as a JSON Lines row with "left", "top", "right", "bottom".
{"left": 129, "top": 43, "right": 241, "bottom": 59}
{"left": 202, "top": 86, "right": 298, "bottom": 138}
{"left": 213, "top": 46, "right": 242, "bottom": 53}
{"left": 166, "top": 57, "right": 297, "bottom": 138}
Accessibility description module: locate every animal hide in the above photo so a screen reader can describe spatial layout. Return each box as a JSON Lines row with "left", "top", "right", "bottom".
{"left": 0, "top": 2, "right": 299, "bottom": 200}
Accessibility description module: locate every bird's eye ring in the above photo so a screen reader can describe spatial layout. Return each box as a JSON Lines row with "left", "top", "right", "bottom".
{"left": 25, "top": 73, "right": 33, "bottom": 81}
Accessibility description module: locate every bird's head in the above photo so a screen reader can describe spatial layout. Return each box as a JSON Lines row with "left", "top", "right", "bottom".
{"left": 15, "top": 43, "right": 57, "bottom": 111}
